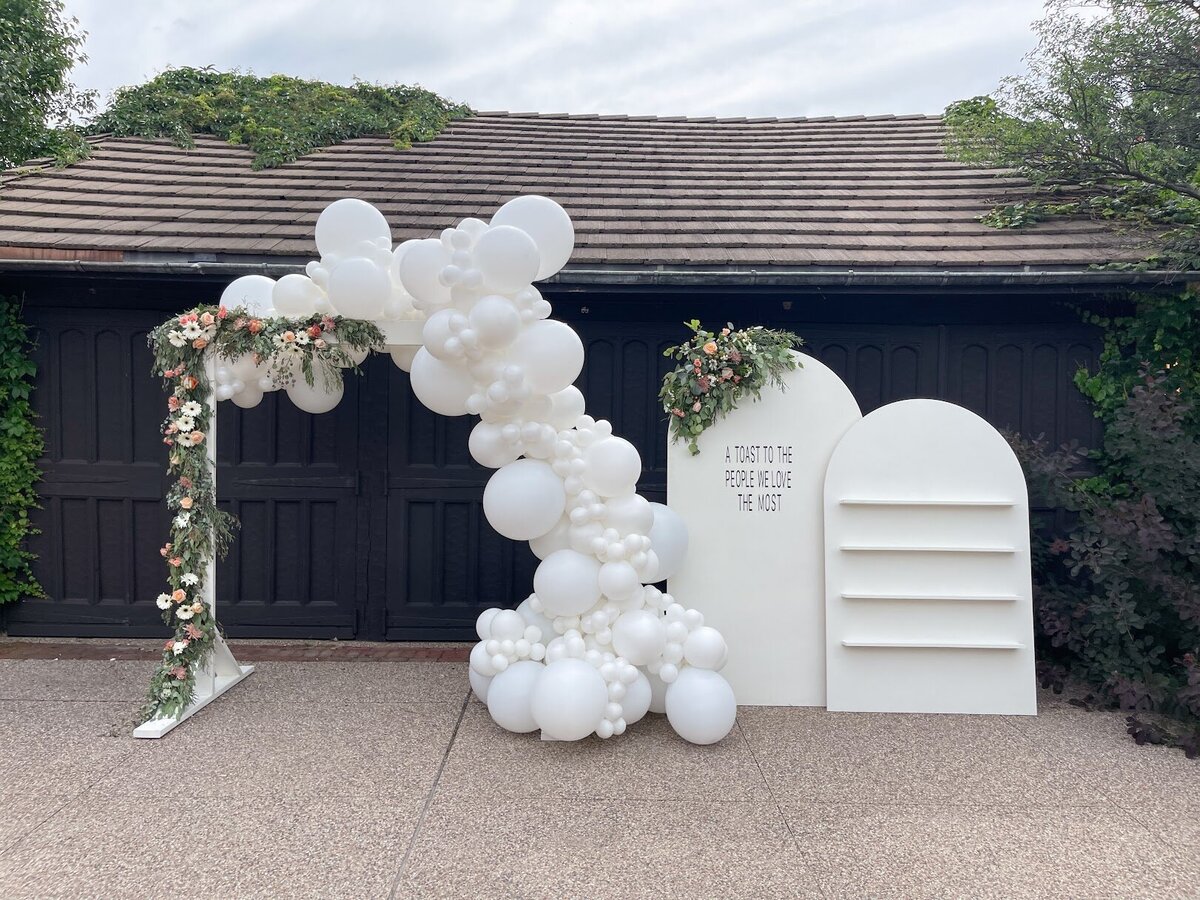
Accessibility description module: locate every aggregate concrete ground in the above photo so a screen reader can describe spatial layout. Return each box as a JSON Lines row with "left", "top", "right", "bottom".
{"left": 1, "top": 641, "right": 1197, "bottom": 899}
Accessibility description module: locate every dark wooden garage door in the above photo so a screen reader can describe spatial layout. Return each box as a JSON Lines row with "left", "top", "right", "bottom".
{"left": 3, "top": 295, "right": 1100, "bottom": 640}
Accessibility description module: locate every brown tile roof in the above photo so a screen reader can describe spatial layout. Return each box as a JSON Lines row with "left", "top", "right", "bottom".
{"left": 0, "top": 112, "right": 1154, "bottom": 276}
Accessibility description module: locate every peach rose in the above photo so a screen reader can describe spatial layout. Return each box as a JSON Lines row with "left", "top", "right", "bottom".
{"left": 217, "top": 306, "right": 228, "bottom": 319}
{"left": 192, "top": 338, "right": 208, "bottom": 350}
{"left": 189, "top": 431, "right": 205, "bottom": 445}
{"left": 247, "top": 319, "right": 263, "bottom": 334}
{"left": 179, "top": 496, "right": 193, "bottom": 509}
{"left": 182, "top": 375, "right": 199, "bottom": 390}
{"left": 703, "top": 341, "right": 718, "bottom": 355}
{"left": 169, "top": 557, "right": 182, "bottom": 567}
{"left": 200, "top": 312, "right": 215, "bottom": 326}
{"left": 171, "top": 589, "right": 186, "bottom": 603}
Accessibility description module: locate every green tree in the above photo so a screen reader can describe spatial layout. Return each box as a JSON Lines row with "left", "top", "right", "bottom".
{"left": 0, "top": 0, "right": 94, "bottom": 168}
{"left": 944, "top": 0, "right": 1200, "bottom": 269}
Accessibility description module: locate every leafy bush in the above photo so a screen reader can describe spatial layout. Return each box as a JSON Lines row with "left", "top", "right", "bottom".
{"left": 0, "top": 296, "right": 45, "bottom": 605}
{"left": 87, "top": 68, "right": 471, "bottom": 169}
{"left": 1014, "top": 290, "right": 1200, "bottom": 756}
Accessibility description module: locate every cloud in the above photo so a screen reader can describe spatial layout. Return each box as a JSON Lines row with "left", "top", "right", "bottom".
{"left": 64, "top": 0, "right": 1044, "bottom": 116}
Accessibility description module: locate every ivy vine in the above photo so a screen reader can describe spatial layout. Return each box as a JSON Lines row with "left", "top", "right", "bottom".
{"left": 0, "top": 296, "right": 45, "bottom": 606}
{"left": 69, "top": 67, "right": 471, "bottom": 169}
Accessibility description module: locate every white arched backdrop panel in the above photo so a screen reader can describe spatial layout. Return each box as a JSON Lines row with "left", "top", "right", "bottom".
{"left": 667, "top": 353, "right": 862, "bottom": 706}
{"left": 823, "top": 399, "right": 1037, "bottom": 715}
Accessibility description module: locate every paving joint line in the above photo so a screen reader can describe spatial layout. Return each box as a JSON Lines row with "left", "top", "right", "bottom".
{"left": 389, "top": 690, "right": 470, "bottom": 898}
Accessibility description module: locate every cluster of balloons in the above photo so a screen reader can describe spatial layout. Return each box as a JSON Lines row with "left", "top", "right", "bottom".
{"left": 390, "top": 194, "right": 737, "bottom": 746}
{"left": 212, "top": 198, "right": 420, "bottom": 413}
{"left": 212, "top": 193, "right": 738, "bottom": 745}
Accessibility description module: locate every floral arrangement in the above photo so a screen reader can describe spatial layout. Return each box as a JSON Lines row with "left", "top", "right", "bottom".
{"left": 660, "top": 320, "right": 803, "bottom": 455}
{"left": 140, "top": 304, "right": 382, "bottom": 723}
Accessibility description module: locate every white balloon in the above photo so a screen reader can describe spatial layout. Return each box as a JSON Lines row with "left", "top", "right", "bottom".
{"left": 483, "top": 459, "right": 566, "bottom": 541}
{"left": 533, "top": 549, "right": 602, "bottom": 617}
{"left": 487, "top": 660, "right": 543, "bottom": 733}
{"left": 664, "top": 667, "right": 737, "bottom": 745}
{"left": 408, "top": 347, "right": 475, "bottom": 416}
{"left": 231, "top": 386, "right": 264, "bottom": 409}
{"left": 507, "top": 320, "right": 584, "bottom": 395}
{"left": 530, "top": 658, "right": 607, "bottom": 741}
{"left": 647, "top": 669, "right": 669, "bottom": 714}
{"left": 469, "top": 295, "right": 521, "bottom": 348}
{"left": 472, "top": 225, "right": 540, "bottom": 293}
{"left": 469, "top": 666, "right": 492, "bottom": 704}
{"left": 490, "top": 195, "right": 575, "bottom": 281}
{"left": 528, "top": 516, "right": 571, "bottom": 560}
{"left": 683, "top": 625, "right": 728, "bottom": 671}
{"left": 220, "top": 275, "right": 276, "bottom": 316}
{"left": 315, "top": 198, "right": 390, "bottom": 259}
{"left": 648, "top": 503, "right": 689, "bottom": 581}
{"left": 515, "top": 596, "right": 556, "bottom": 641}
{"left": 603, "top": 493, "right": 654, "bottom": 537}
{"left": 286, "top": 377, "right": 343, "bottom": 414}
{"left": 389, "top": 239, "right": 416, "bottom": 287}
{"left": 611, "top": 608, "right": 667, "bottom": 666}
{"left": 599, "top": 560, "right": 642, "bottom": 603}
{"left": 546, "top": 385, "right": 586, "bottom": 430}
{"left": 422, "top": 309, "right": 465, "bottom": 361}
{"left": 389, "top": 345, "right": 418, "bottom": 372}
{"left": 621, "top": 672, "right": 653, "bottom": 725}
{"left": 469, "top": 421, "right": 521, "bottom": 469}
{"left": 470, "top": 639, "right": 497, "bottom": 677}
{"left": 327, "top": 257, "right": 390, "bottom": 320}
{"left": 272, "top": 273, "right": 323, "bottom": 317}
{"left": 398, "top": 238, "right": 452, "bottom": 308}
{"left": 583, "top": 437, "right": 641, "bottom": 497}
{"left": 490, "top": 609, "right": 527, "bottom": 642}
{"left": 476, "top": 607, "right": 501, "bottom": 640}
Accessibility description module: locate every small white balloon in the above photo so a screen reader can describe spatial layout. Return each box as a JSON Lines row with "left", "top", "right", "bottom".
{"left": 408, "top": 347, "right": 475, "bottom": 416}
{"left": 472, "top": 225, "right": 541, "bottom": 293}
{"left": 490, "top": 609, "right": 527, "bottom": 642}
{"left": 528, "top": 516, "right": 572, "bottom": 560}
{"left": 665, "top": 667, "right": 737, "bottom": 745}
{"left": 389, "top": 345, "right": 418, "bottom": 372}
{"left": 598, "top": 560, "right": 642, "bottom": 603}
{"left": 490, "top": 195, "right": 575, "bottom": 281}
{"left": 515, "top": 596, "right": 556, "bottom": 643}
{"left": 468, "top": 421, "right": 522, "bottom": 469}
{"left": 583, "top": 437, "right": 642, "bottom": 498}
{"left": 231, "top": 386, "right": 264, "bottom": 409}
{"left": 469, "top": 295, "right": 522, "bottom": 349}
{"left": 327, "top": 256, "right": 390, "bottom": 320}
{"left": 482, "top": 459, "right": 567, "bottom": 541}
{"left": 506, "top": 320, "right": 584, "bottom": 394}
{"left": 286, "top": 377, "right": 343, "bottom": 414}
{"left": 315, "top": 198, "right": 391, "bottom": 259}
{"left": 469, "top": 666, "right": 492, "bottom": 703}
{"left": 272, "top": 273, "right": 323, "bottom": 317}
{"left": 621, "top": 672, "right": 653, "bottom": 725}
{"left": 398, "top": 237, "right": 453, "bottom": 308}
{"left": 487, "top": 660, "right": 543, "bottom": 733}
{"left": 533, "top": 549, "right": 602, "bottom": 618}
{"left": 611, "top": 608, "right": 667, "bottom": 666}
{"left": 530, "top": 658, "right": 608, "bottom": 741}
{"left": 546, "top": 385, "right": 586, "bottom": 430}
{"left": 220, "top": 275, "right": 276, "bottom": 316}
{"left": 476, "top": 608, "right": 501, "bottom": 641}
{"left": 603, "top": 493, "right": 654, "bottom": 537}
{"left": 648, "top": 502, "right": 689, "bottom": 581}
{"left": 683, "top": 625, "right": 728, "bottom": 671}
{"left": 470, "top": 640, "right": 497, "bottom": 677}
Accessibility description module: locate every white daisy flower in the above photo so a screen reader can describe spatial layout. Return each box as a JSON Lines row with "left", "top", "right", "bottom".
{"left": 176, "top": 606, "right": 195, "bottom": 620}
{"left": 294, "top": 332, "right": 310, "bottom": 346}
{"left": 181, "top": 322, "right": 203, "bottom": 339}
{"left": 156, "top": 593, "right": 172, "bottom": 610}
{"left": 167, "top": 330, "right": 187, "bottom": 348}
{"left": 180, "top": 572, "right": 199, "bottom": 586}
{"left": 173, "top": 513, "right": 191, "bottom": 529}
{"left": 172, "top": 641, "right": 188, "bottom": 655}
{"left": 181, "top": 401, "right": 202, "bottom": 417}
{"left": 175, "top": 416, "right": 195, "bottom": 433}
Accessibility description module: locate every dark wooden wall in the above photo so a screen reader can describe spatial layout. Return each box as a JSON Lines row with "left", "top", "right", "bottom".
{"left": 1, "top": 273, "right": 1114, "bottom": 640}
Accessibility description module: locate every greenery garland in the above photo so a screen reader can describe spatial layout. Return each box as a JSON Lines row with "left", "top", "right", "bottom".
{"left": 141, "top": 304, "right": 382, "bottom": 723}
{"left": 660, "top": 320, "right": 803, "bottom": 455}
{"left": 76, "top": 68, "right": 471, "bottom": 169}
{"left": 0, "top": 296, "right": 46, "bottom": 605}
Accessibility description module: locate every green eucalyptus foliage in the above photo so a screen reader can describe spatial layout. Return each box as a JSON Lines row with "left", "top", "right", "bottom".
{"left": 0, "top": 296, "right": 45, "bottom": 605}
{"left": 944, "top": 0, "right": 1200, "bottom": 269}
{"left": 0, "top": 0, "right": 95, "bottom": 168}
{"left": 88, "top": 68, "right": 472, "bottom": 170}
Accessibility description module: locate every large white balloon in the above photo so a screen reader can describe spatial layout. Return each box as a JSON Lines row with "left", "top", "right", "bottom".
{"left": 491, "top": 195, "right": 575, "bottom": 281}
{"left": 469, "top": 295, "right": 521, "bottom": 349}
{"left": 599, "top": 561, "right": 642, "bottom": 603}
{"left": 286, "top": 377, "right": 343, "bottom": 414}
{"left": 664, "top": 667, "right": 737, "bottom": 745}
{"left": 487, "top": 660, "right": 543, "bottom": 733}
{"left": 583, "top": 437, "right": 641, "bottom": 498}
{"left": 507, "top": 320, "right": 584, "bottom": 394}
{"left": 398, "top": 238, "right": 452, "bottom": 308}
{"left": 683, "top": 625, "right": 728, "bottom": 671}
{"left": 621, "top": 672, "right": 653, "bottom": 725}
{"left": 533, "top": 549, "right": 602, "bottom": 617}
{"left": 408, "top": 347, "right": 475, "bottom": 416}
{"left": 231, "top": 386, "right": 264, "bottom": 409}
{"left": 272, "top": 273, "right": 323, "bottom": 317}
{"left": 468, "top": 421, "right": 521, "bottom": 469}
{"left": 648, "top": 502, "right": 689, "bottom": 581}
{"left": 473, "top": 225, "right": 540, "bottom": 293}
{"left": 469, "top": 666, "right": 492, "bottom": 703}
{"left": 327, "top": 257, "right": 390, "bottom": 319}
{"left": 603, "top": 493, "right": 654, "bottom": 537}
{"left": 315, "top": 198, "right": 390, "bottom": 258}
{"left": 647, "top": 669, "right": 669, "bottom": 715}
{"left": 389, "top": 345, "right": 418, "bottom": 372}
{"left": 220, "top": 275, "right": 276, "bottom": 316}
{"left": 482, "top": 459, "right": 566, "bottom": 541}
{"left": 530, "top": 658, "right": 608, "bottom": 741}
{"left": 611, "top": 608, "right": 667, "bottom": 666}
{"left": 528, "top": 516, "right": 571, "bottom": 560}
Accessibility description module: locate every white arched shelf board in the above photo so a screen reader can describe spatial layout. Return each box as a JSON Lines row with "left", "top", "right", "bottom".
{"left": 823, "top": 399, "right": 1036, "bottom": 715}
{"left": 668, "top": 352, "right": 862, "bottom": 706}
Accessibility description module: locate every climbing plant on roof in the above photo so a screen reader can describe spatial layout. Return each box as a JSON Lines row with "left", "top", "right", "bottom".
{"left": 84, "top": 67, "right": 471, "bottom": 169}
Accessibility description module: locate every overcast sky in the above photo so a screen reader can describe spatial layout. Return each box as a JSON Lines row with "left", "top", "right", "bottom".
{"left": 62, "top": 0, "right": 1045, "bottom": 118}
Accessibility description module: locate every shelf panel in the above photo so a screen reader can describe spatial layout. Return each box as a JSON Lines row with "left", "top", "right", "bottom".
{"left": 838, "top": 499, "right": 1015, "bottom": 507}
{"left": 840, "top": 592, "right": 1019, "bottom": 602}
{"left": 841, "top": 640, "right": 1025, "bottom": 650}
{"left": 839, "top": 545, "right": 1016, "bottom": 554}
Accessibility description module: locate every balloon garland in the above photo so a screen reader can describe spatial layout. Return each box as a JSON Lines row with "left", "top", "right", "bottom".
{"left": 150, "top": 194, "right": 738, "bottom": 745}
